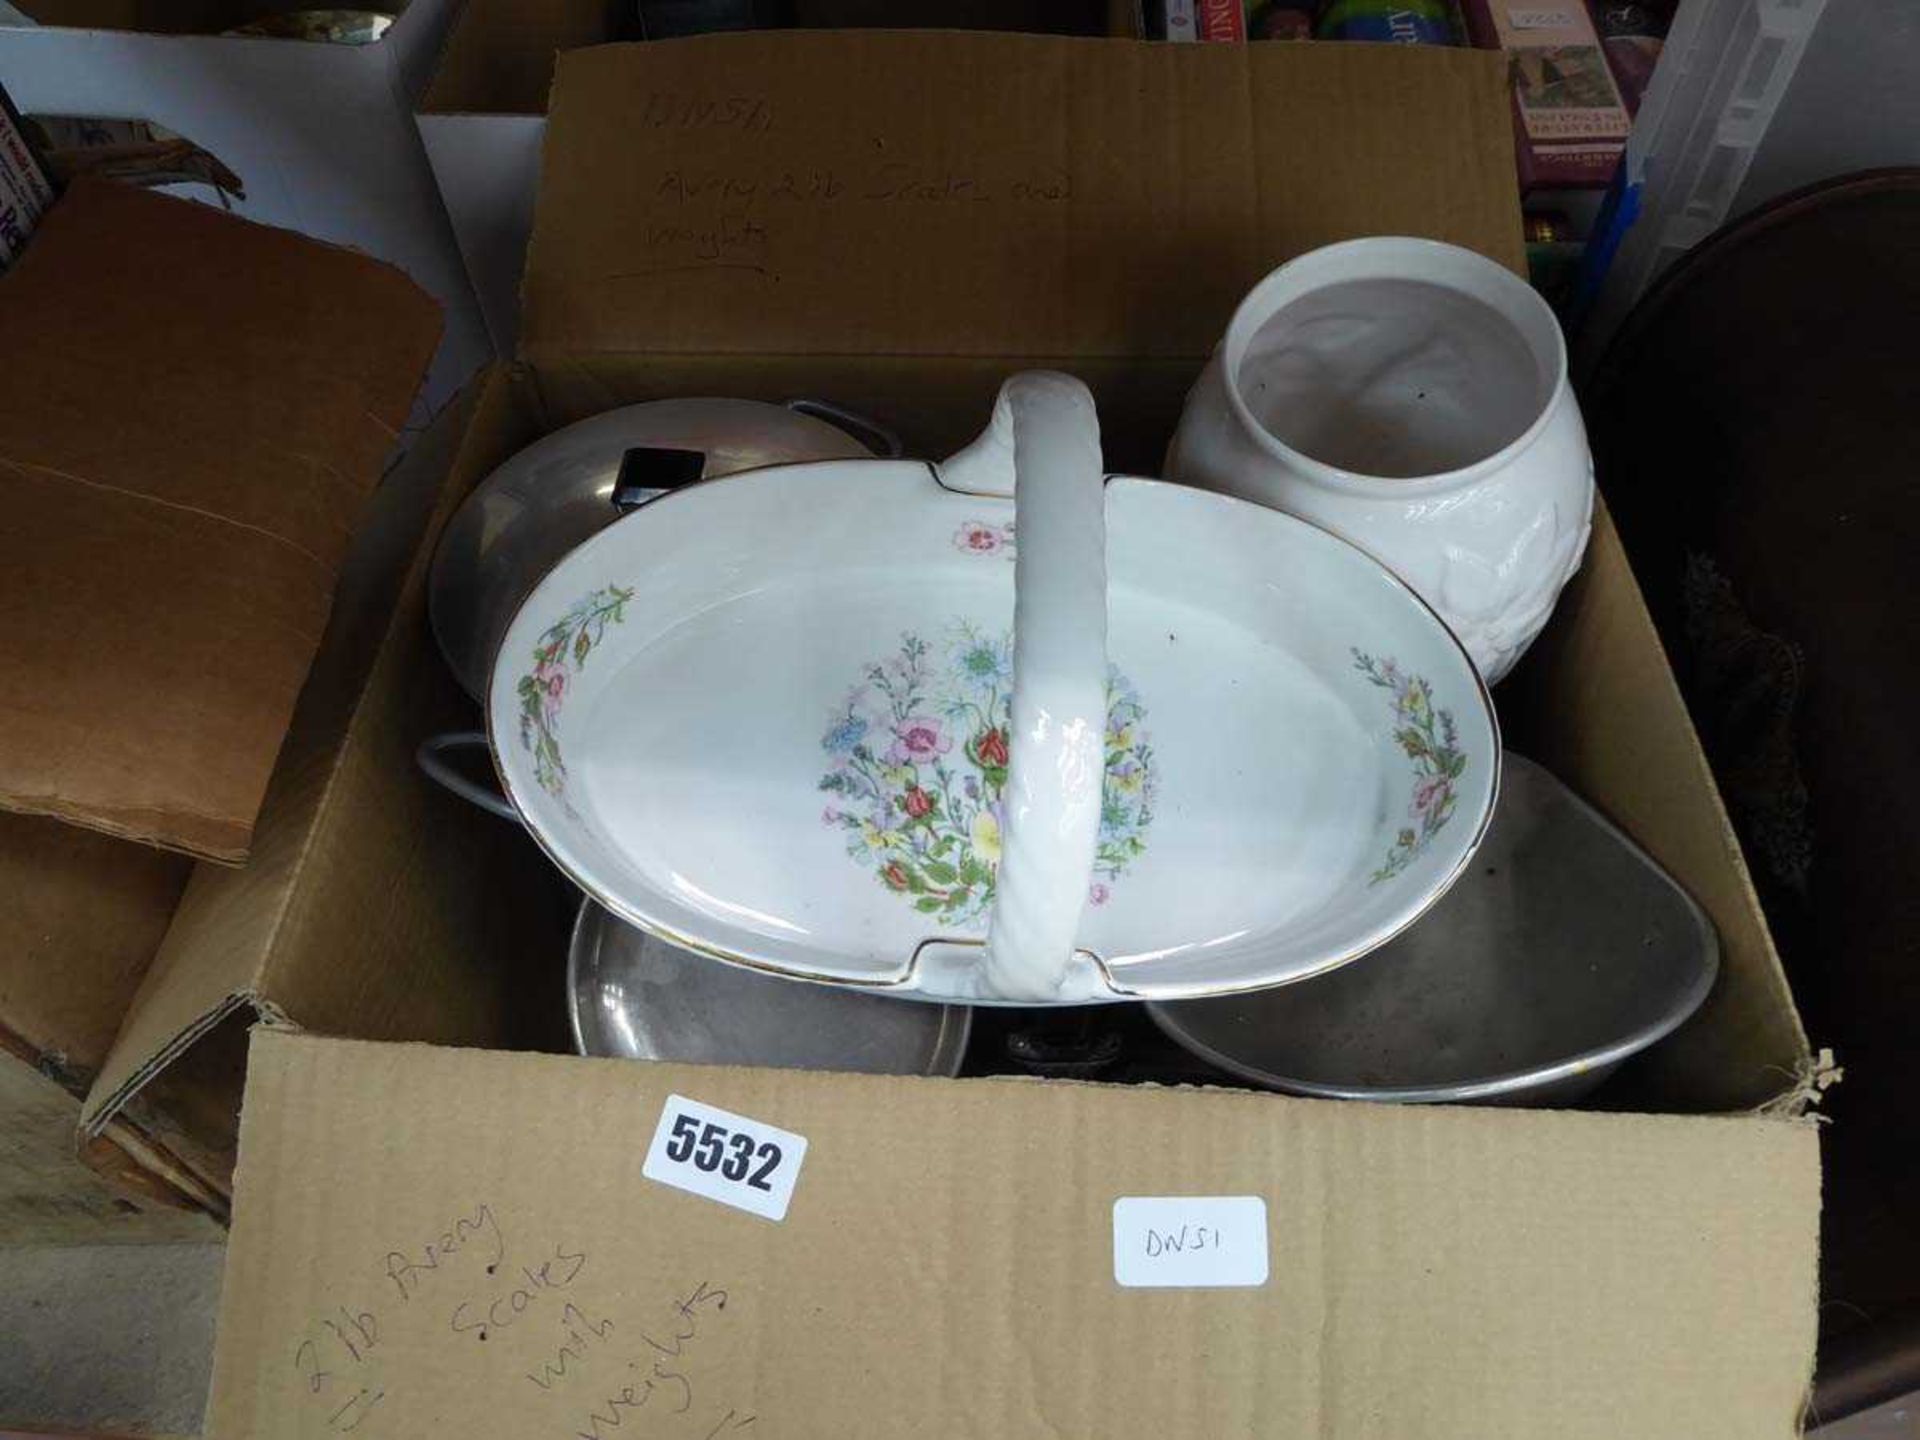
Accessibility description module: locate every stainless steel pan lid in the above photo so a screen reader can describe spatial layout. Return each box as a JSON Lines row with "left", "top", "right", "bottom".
{"left": 430, "top": 398, "right": 881, "bottom": 699}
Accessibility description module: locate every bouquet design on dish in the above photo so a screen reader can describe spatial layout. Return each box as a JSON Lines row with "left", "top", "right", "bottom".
{"left": 819, "top": 623, "right": 1155, "bottom": 925}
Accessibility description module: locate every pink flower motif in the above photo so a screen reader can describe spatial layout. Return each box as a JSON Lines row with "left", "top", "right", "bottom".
{"left": 888, "top": 715, "right": 951, "bottom": 764}
{"left": 1411, "top": 774, "right": 1450, "bottom": 818}
{"left": 822, "top": 805, "right": 842, "bottom": 824}
{"left": 954, "top": 521, "right": 1012, "bottom": 557}
{"left": 1088, "top": 881, "right": 1111, "bottom": 907}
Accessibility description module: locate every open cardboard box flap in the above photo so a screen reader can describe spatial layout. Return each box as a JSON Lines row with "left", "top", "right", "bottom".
{"left": 209, "top": 1031, "right": 1819, "bottom": 1439}
{"left": 0, "top": 0, "right": 495, "bottom": 411}
{"left": 525, "top": 35, "right": 1523, "bottom": 361}
{"left": 0, "top": 179, "right": 442, "bottom": 862}
{"left": 67, "top": 377, "right": 566, "bottom": 1215}
{"left": 0, "top": 185, "right": 537, "bottom": 1236}
{"left": 518, "top": 35, "right": 1526, "bottom": 466}
{"left": 0, "top": 188, "right": 561, "bottom": 1232}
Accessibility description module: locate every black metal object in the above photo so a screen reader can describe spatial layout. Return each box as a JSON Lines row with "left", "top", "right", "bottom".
{"left": 961, "top": 1004, "right": 1254, "bottom": 1088}
{"left": 1586, "top": 168, "right": 1920, "bottom": 1417}
{"left": 611, "top": 446, "right": 707, "bottom": 512}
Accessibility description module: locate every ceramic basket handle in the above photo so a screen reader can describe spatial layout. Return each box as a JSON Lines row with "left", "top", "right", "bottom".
{"left": 952, "top": 373, "right": 1110, "bottom": 1000}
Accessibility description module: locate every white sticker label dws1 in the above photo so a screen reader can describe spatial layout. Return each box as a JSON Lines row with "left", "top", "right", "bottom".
{"left": 642, "top": 1094, "right": 809, "bottom": 1221}
{"left": 1112, "top": 1196, "right": 1270, "bottom": 1288}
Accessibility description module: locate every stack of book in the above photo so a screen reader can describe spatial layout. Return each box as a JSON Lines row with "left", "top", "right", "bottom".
{"left": 0, "top": 82, "right": 53, "bottom": 270}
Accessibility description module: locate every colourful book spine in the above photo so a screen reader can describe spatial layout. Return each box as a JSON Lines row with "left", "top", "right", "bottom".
{"left": 1317, "top": 0, "right": 1459, "bottom": 44}
{"left": 0, "top": 83, "right": 53, "bottom": 271}
{"left": 1460, "top": 0, "right": 1631, "bottom": 190}
{"left": 1196, "top": 0, "right": 1248, "bottom": 41}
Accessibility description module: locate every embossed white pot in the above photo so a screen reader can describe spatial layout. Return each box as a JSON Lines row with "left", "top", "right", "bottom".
{"left": 1167, "top": 237, "right": 1593, "bottom": 683}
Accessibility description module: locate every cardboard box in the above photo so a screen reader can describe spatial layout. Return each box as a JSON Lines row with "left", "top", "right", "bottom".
{"left": 0, "top": 179, "right": 441, "bottom": 861}
{"left": 0, "top": 196, "right": 569, "bottom": 1238}
{"left": 471, "top": 31, "right": 1799, "bottom": 1110}
{"left": 55, "top": 372, "right": 572, "bottom": 1225}
{"left": 416, "top": 1, "right": 1136, "bottom": 354}
{"left": 201, "top": 32, "right": 1817, "bottom": 1435}
{"left": 0, "top": 404, "right": 557, "bottom": 1236}
{"left": 210, "top": 1031, "right": 1819, "bottom": 1439}
{"left": 0, "top": 0, "right": 493, "bottom": 410}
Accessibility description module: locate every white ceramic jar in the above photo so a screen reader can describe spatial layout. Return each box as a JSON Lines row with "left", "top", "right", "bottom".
{"left": 1166, "top": 237, "right": 1592, "bottom": 683}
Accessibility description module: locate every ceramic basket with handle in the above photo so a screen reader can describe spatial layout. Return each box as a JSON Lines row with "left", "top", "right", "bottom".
{"left": 464, "top": 372, "right": 1499, "bottom": 1005}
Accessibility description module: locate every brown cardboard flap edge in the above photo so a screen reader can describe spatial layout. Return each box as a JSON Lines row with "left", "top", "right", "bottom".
{"left": 209, "top": 1030, "right": 1822, "bottom": 1440}
{"left": 80, "top": 990, "right": 266, "bottom": 1142}
{"left": 85, "top": 1093, "right": 250, "bottom": 1219}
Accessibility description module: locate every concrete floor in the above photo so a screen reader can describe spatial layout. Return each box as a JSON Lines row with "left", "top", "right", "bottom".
{"left": 0, "top": 1243, "right": 223, "bottom": 1439}
{"left": 1818, "top": 1398, "right": 1920, "bottom": 1440}
{"left": 0, "top": 1241, "right": 1913, "bottom": 1438}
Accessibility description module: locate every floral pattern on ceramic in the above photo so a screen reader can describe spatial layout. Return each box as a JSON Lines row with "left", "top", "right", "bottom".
{"left": 1354, "top": 648, "right": 1466, "bottom": 884}
{"left": 518, "top": 584, "right": 635, "bottom": 799}
{"left": 952, "top": 520, "right": 1016, "bottom": 558}
{"left": 819, "top": 624, "right": 1154, "bottom": 925}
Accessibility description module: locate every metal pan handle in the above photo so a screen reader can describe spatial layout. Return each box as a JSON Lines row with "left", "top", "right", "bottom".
{"left": 416, "top": 731, "right": 519, "bottom": 822}
{"left": 786, "top": 398, "right": 904, "bottom": 458}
